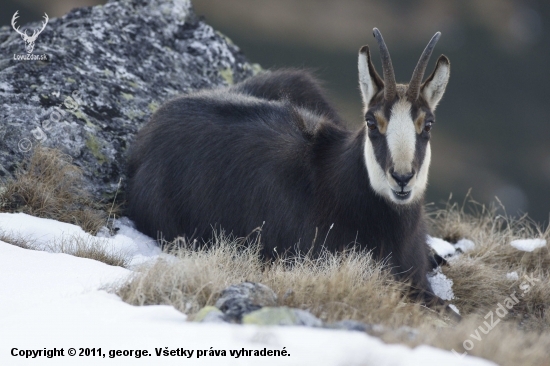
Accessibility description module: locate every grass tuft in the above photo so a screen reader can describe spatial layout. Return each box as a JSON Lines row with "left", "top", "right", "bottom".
{"left": 0, "top": 229, "right": 130, "bottom": 268}
{"left": 0, "top": 146, "right": 109, "bottom": 234}
{"left": 113, "top": 196, "right": 550, "bottom": 365}
{"left": 429, "top": 197, "right": 550, "bottom": 330}
{"left": 46, "top": 234, "right": 131, "bottom": 268}
{"left": 114, "top": 230, "right": 436, "bottom": 327}
{"left": 2, "top": 147, "right": 549, "bottom": 364}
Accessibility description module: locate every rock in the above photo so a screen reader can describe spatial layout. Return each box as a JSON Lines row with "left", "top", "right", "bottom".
{"left": 329, "top": 320, "right": 371, "bottom": 332}
{"left": 242, "top": 307, "right": 322, "bottom": 327}
{"left": 215, "top": 282, "right": 278, "bottom": 322}
{"left": 193, "top": 306, "right": 227, "bottom": 323}
{"left": 0, "top": 0, "right": 258, "bottom": 201}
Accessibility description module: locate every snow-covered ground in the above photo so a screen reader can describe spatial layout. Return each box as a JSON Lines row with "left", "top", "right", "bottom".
{"left": 510, "top": 238, "right": 547, "bottom": 252}
{"left": 0, "top": 213, "right": 495, "bottom": 365}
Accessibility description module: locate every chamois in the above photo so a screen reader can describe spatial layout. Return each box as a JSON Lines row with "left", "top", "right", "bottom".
{"left": 127, "top": 29, "right": 453, "bottom": 315}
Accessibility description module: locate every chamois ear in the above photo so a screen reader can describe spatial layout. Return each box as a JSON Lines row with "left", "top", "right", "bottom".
{"left": 421, "top": 55, "right": 450, "bottom": 110}
{"left": 358, "top": 45, "right": 384, "bottom": 108}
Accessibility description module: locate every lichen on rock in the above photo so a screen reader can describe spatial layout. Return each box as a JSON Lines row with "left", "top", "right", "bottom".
{"left": 0, "top": 0, "right": 258, "bottom": 201}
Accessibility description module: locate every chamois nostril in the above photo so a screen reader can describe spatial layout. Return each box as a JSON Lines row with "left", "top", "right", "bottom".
{"left": 391, "top": 171, "right": 414, "bottom": 188}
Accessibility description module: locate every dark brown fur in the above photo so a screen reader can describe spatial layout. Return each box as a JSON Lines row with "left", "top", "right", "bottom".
{"left": 127, "top": 69, "right": 454, "bottom": 317}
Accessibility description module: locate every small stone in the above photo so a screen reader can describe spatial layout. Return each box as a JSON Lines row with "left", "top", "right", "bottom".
{"left": 293, "top": 309, "right": 323, "bottom": 327}
{"left": 215, "top": 282, "right": 278, "bottom": 322}
{"left": 329, "top": 320, "right": 370, "bottom": 332}
{"left": 242, "top": 307, "right": 322, "bottom": 327}
{"left": 193, "top": 306, "right": 226, "bottom": 323}
{"left": 395, "top": 326, "right": 420, "bottom": 340}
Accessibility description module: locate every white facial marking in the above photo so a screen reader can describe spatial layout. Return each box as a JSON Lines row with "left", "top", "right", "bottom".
{"left": 415, "top": 143, "right": 431, "bottom": 197}
{"left": 386, "top": 99, "right": 416, "bottom": 175}
{"left": 363, "top": 98, "right": 430, "bottom": 205}
{"left": 364, "top": 136, "right": 389, "bottom": 197}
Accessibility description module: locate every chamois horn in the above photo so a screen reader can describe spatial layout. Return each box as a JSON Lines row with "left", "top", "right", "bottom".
{"left": 372, "top": 28, "right": 397, "bottom": 101}
{"left": 407, "top": 32, "right": 441, "bottom": 101}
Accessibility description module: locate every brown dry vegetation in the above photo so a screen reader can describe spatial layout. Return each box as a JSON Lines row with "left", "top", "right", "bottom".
{"left": 2, "top": 147, "right": 549, "bottom": 364}
{"left": 46, "top": 234, "right": 130, "bottom": 267}
{"left": 0, "top": 146, "right": 127, "bottom": 267}
{"left": 0, "top": 229, "right": 130, "bottom": 267}
{"left": 115, "top": 232, "right": 430, "bottom": 326}
{"left": 0, "top": 146, "right": 109, "bottom": 234}
{"left": 114, "top": 200, "right": 550, "bottom": 366}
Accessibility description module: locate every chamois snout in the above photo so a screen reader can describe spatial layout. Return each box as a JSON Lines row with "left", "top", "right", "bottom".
{"left": 390, "top": 169, "right": 414, "bottom": 188}
{"left": 389, "top": 168, "right": 416, "bottom": 200}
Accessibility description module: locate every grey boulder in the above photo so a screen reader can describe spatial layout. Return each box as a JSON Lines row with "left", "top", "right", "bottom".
{"left": 0, "top": 0, "right": 257, "bottom": 200}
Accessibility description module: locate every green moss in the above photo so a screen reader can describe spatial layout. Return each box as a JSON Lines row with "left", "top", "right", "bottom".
{"left": 193, "top": 306, "right": 223, "bottom": 322}
{"left": 85, "top": 133, "right": 107, "bottom": 164}
{"left": 251, "top": 63, "right": 264, "bottom": 76}
{"left": 121, "top": 92, "right": 134, "bottom": 101}
{"left": 66, "top": 77, "right": 76, "bottom": 83}
{"left": 219, "top": 67, "right": 233, "bottom": 85}
{"left": 67, "top": 109, "right": 95, "bottom": 128}
{"left": 148, "top": 101, "right": 159, "bottom": 113}
{"left": 242, "top": 63, "right": 264, "bottom": 76}
{"left": 216, "top": 31, "right": 234, "bottom": 46}
{"left": 126, "top": 109, "right": 145, "bottom": 120}
{"left": 242, "top": 307, "right": 297, "bottom": 326}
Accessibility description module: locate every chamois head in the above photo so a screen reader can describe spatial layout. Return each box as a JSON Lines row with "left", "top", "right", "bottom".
{"left": 358, "top": 28, "right": 450, "bottom": 205}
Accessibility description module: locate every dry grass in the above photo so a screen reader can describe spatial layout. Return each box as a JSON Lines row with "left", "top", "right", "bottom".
{"left": 0, "top": 147, "right": 128, "bottom": 267}
{"left": 0, "top": 229, "right": 130, "bottom": 267}
{"left": 429, "top": 198, "right": 550, "bottom": 330}
{"left": 399, "top": 197, "right": 550, "bottom": 365}
{"left": 380, "top": 317, "right": 550, "bottom": 366}
{"left": 114, "top": 231, "right": 435, "bottom": 327}
{"left": 0, "top": 146, "right": 108, "bottom": 234}
{"left": 0, "top": 230, "right": 36, "bottom": 250}
{"left": 113, "top": 197, "right": 550, "bottom": 365}
{"left": 4, "top": 146, "right": 548, "bottom": 363}
{"left": 46, "top": 234, "right": 131, "bottom": 267}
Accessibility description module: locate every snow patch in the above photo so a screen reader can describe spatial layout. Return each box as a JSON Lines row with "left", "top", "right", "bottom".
{"left": 506, "top": 271, "right": 519, "bottom": 281}
{"left": 455, "top": 238, "right": 475, "bottom": 253}
{"left": 427, "top": 236, "right": 456, "bottom": 257}
{"left": 0, "top": 213, "right": 161, "bottom": 268}
{"left": 0, "top": 213, "right": 496, "bottom": 365}
{"left": 510, "top": 238, "right": 546, "bottom": 252}
{"left": 448, "top": 304, "right": 460, "bottom": 315}
{"left": 427, "top": 268, "right": 455, "bottom": 301}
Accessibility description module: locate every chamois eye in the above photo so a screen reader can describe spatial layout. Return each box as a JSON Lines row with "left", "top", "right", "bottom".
{"left": 367, "top": 118, "right": 377, "bottom": 130}
{"left": 424, "top": 121, "right": 433, "bottom": 132}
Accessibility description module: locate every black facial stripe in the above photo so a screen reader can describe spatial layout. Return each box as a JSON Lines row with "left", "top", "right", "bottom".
{"left": 411, "top": 100, "right": 434, "bottom": 122}
{"left": 369, "top": 131, "right": 390, "bottom": 171}
{"left": 414, "top": 133, "right": 428, "bottom": 171}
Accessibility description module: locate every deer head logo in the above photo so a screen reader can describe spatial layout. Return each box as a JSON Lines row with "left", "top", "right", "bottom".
{"left": 11, "top": 11, "right": 48, "bottom": 54}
